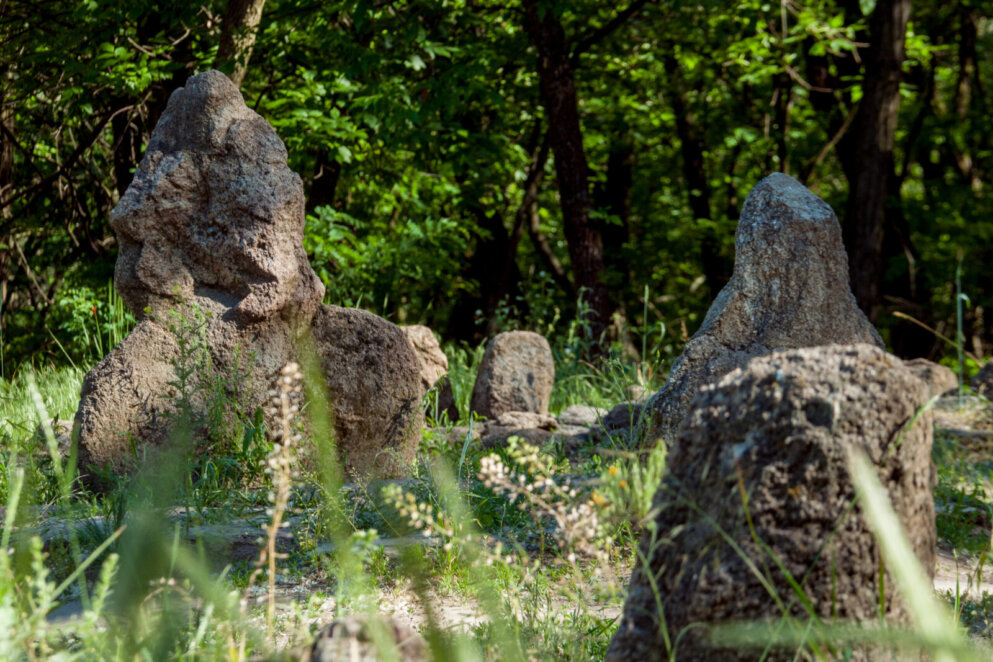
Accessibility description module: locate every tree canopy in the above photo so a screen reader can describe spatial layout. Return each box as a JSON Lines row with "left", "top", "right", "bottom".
{"left": 1, "top": 0, "right": 991, "bottom": 368}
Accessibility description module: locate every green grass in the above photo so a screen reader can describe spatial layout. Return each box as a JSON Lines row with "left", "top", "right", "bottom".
{"left": 934, "top": 429, "right": 993, "bottom": 555}
{"left": 0, "top": 339, "right": 647, "bottom": 661}
{"left": 0, "top": 364, "right": 85, "bottom": 439}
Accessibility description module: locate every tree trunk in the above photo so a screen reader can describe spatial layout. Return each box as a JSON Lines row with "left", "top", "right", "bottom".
{"left": 595, "top": 129, "right": 633, "bottom": 287}
{"left": 306, "top": 151, "right": 341, "bottom": 215}
{"left": 842, "top": 0, "right": 911, "bottom": 321}
{"left": 0, "top": 79, "right": 12, "bottom": 346}
{"left": 215, "top": 0, "right": 268, "bottom": 88}
{"left": 0, "top": 91, "right": 12, "bottom": 219}
{"left": 446, "top": 207, "right": 525, "bottom": 343}
{"left": 448, "top": 133, "right": 549, "bottom": 343}
{"left": 883, "top": 60, "right": 937, "bottom": 358}
{"left": 523, "top": 0, "right": 614, "bottom": 349}
{"left": 665, "top": 54, "right": 731, "bottom": 299}
{"left": 953, "top": 6, "right": 982, "bottom": 191}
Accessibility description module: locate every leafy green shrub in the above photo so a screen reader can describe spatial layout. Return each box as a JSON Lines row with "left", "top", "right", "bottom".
{"left": 48, "top": 281, "right": 135, "bottom": 366}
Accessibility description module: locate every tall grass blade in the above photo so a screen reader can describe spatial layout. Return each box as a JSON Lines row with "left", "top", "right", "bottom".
{"left": 848, "top": 447, "right": 972, "bottom": 662}
{"left": 2, "top": 467, "right": 24, "bottom": 558}
{"left": 51, "top": 525, "right": 125, "bottom": 599}
{"left": 26, "top": 371, "right": 66, "bottom": 494}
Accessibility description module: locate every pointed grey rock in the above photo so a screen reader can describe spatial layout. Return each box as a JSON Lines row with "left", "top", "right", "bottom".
{"left": 645, "top": 173, "right": 882, "bottom": 443}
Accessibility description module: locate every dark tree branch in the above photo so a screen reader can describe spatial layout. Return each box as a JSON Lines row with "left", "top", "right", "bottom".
{"left": 570, "top": 0, "right": 654, "bottom": 67}
{"left": 528, "top": 204, "right": 573, "bottom": 297}
{"left": 0, "top": 108, "right": 119, "bottom": 218}
{"left": 512, "top": 129, "right": 551, "bottom": 238}
{"left": 801, "top": 103, "right": 857, "bottom": 184}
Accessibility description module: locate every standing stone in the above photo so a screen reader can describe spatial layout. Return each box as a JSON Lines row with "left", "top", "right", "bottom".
{"left": 75, "top": 320, "right": 184, "bottom": 473}
{"left": 110, "top": 70, "right": 323, "bottom": 328}
{"left": 75, "top": 70, "right": 323, "bottom": 477}
{"left": 608, "top": 344, "right": 935, "bottom": 662}
{"left": 401, "top": 325, "right": 449, "bottom": 392}
{"left": 469, "top": 331, "right": 554, "bottom": 419}
{"left": 645, "top": 173, "right": 882, "bottom": 443}
{"left": 74, "top": 70, "right": 421, "bottom": 481}
{"left": 972, "top": 361, "right": 993, "bottom": 398}
{"left": 311, "top": 306, "right": 423, "bottom": 477}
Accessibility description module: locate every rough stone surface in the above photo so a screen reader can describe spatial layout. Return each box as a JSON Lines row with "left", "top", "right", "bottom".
{"left": 493, "top": 410, "right": 557, "bottom": 430}
{"left": 479, "top": 411, "right": 558, "bottom": 450}
{"left": 580, "top": 402, "right": 645, "bottom": 448}
{"left": 75, "top": 320, "right": 184, "bottom": 473}
{"left": 111, "top": 71, "right": 323, "bottom": 327}
{"left": 601, "top": 402, "right": 644, "bottom": 431}
{"left": 311, "top": 305, "right": 424, "bottom": 478}
{"left": 557, "top": 404, "right": 606, "bottom": 427}
{"left": 401, "top": 325, "right": 448, "bottom": 392}
{"left": 904, "top": 358, "right": 958, "bottom": 397}
{"left": 75, "top": 70, "right": 323, "bottom": 476}
{"left": 480, "top": 426, "right": 553, "bottom": 450}
{"left": 75, "top": 70, "right": 415, "bottom": 481}
{"left": 972, "top": 361, "right": 993, "bottom": 398}
{"left": 645, "top": 173, "right": 882, "bottom": 442}
{"left": 554, "top": 424, "right": 591, "bottom": 439}
{"left": 608, "top": 344, "right": 935, "bottom": 662}
{"left": 470, "top": 331, "right": 554, "bottom": 418}
{"left": 626, "top": 384, "right": 650, "bottom": 403}
{"left": 276, "top": 615, "right": 428, "bottom": 662}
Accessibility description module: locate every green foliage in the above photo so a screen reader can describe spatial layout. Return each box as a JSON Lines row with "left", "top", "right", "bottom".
{"left": 3, "top": 0, "right": 993, "bottom": 366}
{"left": 4, "top": 3, "right": 993, "bottom": 654}
{"left": 6, "top": 343, "right": 993, "bottom": 659}
{"left": 0, "top": 366, "right": 84, "bottom": 503}
{"left": 160, "top": 305, "right": 271, "bottom": 502}
{"left": 595, "top": 441, "right": 667, "bottom": 534}
{"left": 49, "top": 282, "right": 135, "bottom": 366}
{"left": 934, "top": 431, "right": 993, "bottom": 555}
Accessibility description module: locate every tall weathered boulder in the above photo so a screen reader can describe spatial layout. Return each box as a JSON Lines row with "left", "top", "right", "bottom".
{"left": 608, "top": 344, "right": 936, "bottom": 662}
{"left": 110, "top": 71, "right": 323, "bottom": 328}
{"left": 74, "top": 70, "right": 421, "bottom": 480}
{"left": 311, "top": 306, "right": 423, "bottom": 477}
{"left": 645, "top": 173, "right": 882, "bottom": 442}
{"left": 400, "top": 325, "right": 449, "bottom": 392}
{"left": 75, "top": 70, "right": 322, "bottom": 475}
{"left": 469, "top": 331, "right": 554, "bottom": 419}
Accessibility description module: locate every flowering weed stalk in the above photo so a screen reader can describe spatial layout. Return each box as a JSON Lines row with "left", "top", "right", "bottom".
{"left": 253, "top": 362, "right": 304, "bottom": 641}
{"left": 478, "top": 438, "right": 606, "bottom": 566}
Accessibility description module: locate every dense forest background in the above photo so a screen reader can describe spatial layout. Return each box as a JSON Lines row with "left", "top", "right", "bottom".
{"left": 1, "top": 0, "right": 991, "bottom": 371}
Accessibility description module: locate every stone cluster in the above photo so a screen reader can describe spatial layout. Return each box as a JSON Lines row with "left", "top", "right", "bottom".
{"left": 74, "top": 70, "right": 422, "bottom": 482}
